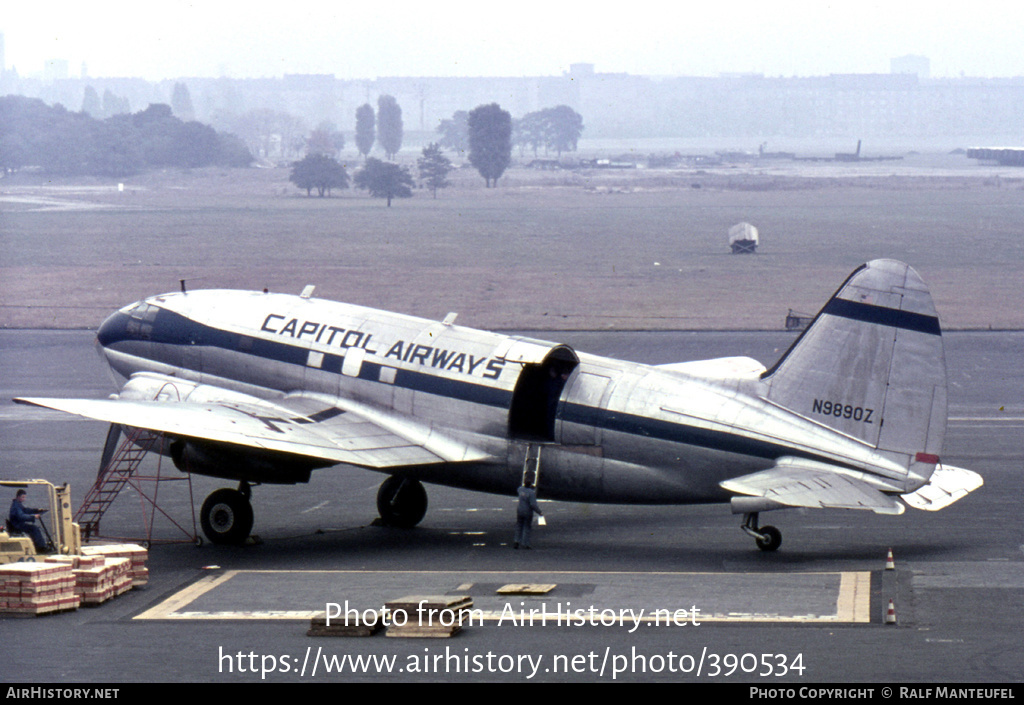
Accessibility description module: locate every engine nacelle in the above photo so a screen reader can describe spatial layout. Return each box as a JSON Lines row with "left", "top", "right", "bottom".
{"left": 169, "top": 439, "right": 326, "bottom": 484}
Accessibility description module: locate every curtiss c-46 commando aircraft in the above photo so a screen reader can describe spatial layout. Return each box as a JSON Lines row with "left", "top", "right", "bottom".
{"left": 16, "top": 260, "right": 982, "bottom": 550}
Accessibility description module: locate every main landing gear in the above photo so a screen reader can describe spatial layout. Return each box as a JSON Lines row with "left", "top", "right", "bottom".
{"left": 197, "top": 477, "right": 429, "bottom": 544}
{"left": 200, "top": 482, "right": 254, "bottom": 545}
{"left": 376, "top": 476, "right": 428, "bottom": 529}
{"left": 741, "top": 512, "right": 782, "bottom": 552}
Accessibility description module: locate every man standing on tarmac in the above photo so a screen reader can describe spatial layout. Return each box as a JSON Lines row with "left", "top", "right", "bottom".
{"left": 8, "top": 489, "right": 47, "bottom": 552}
{"left": 514, "top": 474, "right": 543, "bottom": 549}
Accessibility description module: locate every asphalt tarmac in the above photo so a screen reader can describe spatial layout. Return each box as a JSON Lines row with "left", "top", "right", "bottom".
{"left": 1, "top": 329, "right": 1022, "bottom": 685}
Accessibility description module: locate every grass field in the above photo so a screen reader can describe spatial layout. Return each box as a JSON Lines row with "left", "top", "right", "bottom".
{"left": 2, "top": 160, "right": 1022, "bottom": 330}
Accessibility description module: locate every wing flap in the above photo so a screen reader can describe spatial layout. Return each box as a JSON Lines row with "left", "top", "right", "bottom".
{"left": 15, "top": 394, "right": 488, "bottom": 469}
{"left": 721, "top": 457, "right": 905, "bottom": 515}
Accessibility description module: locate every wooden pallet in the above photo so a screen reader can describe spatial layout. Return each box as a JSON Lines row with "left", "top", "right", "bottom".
{"left": 307, "top": 611, "right": 386, "bottom": 637}
{"left": 384, "top": 595, "right": 474, "bottom": 638}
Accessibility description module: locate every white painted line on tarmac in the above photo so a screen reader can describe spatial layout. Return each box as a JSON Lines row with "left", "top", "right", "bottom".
{"left": 133, "top": 569, "right": 872, "bottom": 624}
{"left": 301, "top": 501, "right": 330, "bottom": 514}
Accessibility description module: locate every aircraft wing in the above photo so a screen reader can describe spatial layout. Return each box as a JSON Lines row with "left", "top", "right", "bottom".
{"left": 720, "top": 456, "right": 905, "bottom": 515}
{"left": 14, "top": 394, "right": 490, "bottom": 469}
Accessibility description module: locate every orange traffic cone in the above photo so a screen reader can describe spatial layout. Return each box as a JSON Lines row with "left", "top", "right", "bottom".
{"left": 885, "top": 549, "right": 895, "bottom": 570}
{"left": 885, "top": 599, "right": 897, "bottom": 625}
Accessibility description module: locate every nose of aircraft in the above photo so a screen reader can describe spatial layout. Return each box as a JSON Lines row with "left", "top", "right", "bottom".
{"left": 95, "top": 307, "right": 134, "bottom": 388}
{"left": 96, "top": 308, "right": 129, "bottom": 350}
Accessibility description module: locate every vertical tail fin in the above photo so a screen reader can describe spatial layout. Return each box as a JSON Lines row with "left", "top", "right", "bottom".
{"left": 761, "top": 260, "right": 947, "bottom": 458}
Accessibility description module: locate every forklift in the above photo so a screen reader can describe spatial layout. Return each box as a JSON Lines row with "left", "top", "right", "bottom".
{"left": 1, "top": 479, "right": 82, "bottom": 564}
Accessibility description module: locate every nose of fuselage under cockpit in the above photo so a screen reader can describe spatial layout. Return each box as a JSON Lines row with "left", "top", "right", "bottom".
{"left": 94, "top": 304, "right": 139, "bottom": 383}
{"left": 96, "top": 306, "right": 131, "bottom": 350}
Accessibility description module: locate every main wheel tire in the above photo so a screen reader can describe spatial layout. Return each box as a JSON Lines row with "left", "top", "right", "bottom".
{"left": 200, "top": 488, "right": 254, "bottom": 545}
{"left": 756, "top": 525, "right": 782, "bottom": 552}
{"left": 376, "top": 476, "right": 428, "bottom": 528}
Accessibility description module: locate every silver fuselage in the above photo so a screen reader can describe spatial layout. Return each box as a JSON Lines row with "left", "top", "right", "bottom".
{"left": 96, "top": 289, "right": 911, "bottom": 503}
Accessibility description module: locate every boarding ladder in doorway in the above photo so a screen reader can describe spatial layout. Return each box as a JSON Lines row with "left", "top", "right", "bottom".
{"left": 521, "top": 444, "right": 543, "bottom": 489}
{"left": 75, "top": 425, "right": 198, "bottom": 545}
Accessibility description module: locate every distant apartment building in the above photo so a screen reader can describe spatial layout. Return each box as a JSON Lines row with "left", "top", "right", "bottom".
{"left": 891, "top": 55, "right": 931, "bottom": 79}
{"left": 5, "top": 57, "right": 1022, "bottom": 148}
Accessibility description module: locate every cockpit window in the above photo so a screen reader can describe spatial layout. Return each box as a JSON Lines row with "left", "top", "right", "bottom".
{"left": 126, "top": 303, "right": 158, "bottom": 339}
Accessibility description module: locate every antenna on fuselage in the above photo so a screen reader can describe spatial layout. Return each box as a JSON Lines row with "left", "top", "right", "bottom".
{"left": 179, "top": 278, "right": 205, "bottom": 293}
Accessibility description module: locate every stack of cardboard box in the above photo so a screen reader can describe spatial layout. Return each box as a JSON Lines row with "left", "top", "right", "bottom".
{"left": 80, "top": 544, "right": 149, "bottom": 587}
{"left": 72, "top": 556, "right": 133, "bottom": 606}
{"left": 0, "top": 562, "right": 80, "bottom": 615}
{"left": 0, "top": 543, "right": 149, "bottom": 614}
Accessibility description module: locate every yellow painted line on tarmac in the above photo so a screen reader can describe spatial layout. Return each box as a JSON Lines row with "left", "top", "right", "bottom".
{"left": 135, "top": 570, "right": 240, "bottom": 620}
{"left": 134, "top": 569, "right": 872, "bottom": 623}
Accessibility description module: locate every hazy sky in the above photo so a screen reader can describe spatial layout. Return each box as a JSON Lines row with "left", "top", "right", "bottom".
{"left": 3, "top": 1, "right": 1023, "bottom": 81}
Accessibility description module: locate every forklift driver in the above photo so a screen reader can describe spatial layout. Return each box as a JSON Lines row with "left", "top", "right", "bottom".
{"left": 8, "top": 489, "right": 47, "bottom": 552}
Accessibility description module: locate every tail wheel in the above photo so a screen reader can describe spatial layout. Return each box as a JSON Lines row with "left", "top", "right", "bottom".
{"left": 200, "top": 488, "right": 254, "bottom": 545}
{"left": 376, "top": 476, "right": 428, "bottom": 528}
{"left": 756, "top": 525, "right": 782, "bottom": 552}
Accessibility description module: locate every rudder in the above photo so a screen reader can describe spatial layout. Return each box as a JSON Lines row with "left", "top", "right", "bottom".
{"left": 761, "top": 260, "right": 947, "bottom": 458}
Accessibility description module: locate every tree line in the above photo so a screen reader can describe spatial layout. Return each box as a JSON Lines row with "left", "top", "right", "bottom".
{"left": 0, "top": 95, "right": 252, "bottom": 176}
{"left": 289, "top": 100, "right": 582, "bottom": 202}
{"left": 417, "top": 102, "right": 584, "bottom": 187}
{"left": 289, "top": 150, "right": 438, "bottom": 206}
{"left": 437, "top": 105, "right": 584, "bottom": 159}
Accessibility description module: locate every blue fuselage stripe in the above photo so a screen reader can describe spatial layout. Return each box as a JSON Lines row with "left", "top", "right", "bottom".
{"left": 106, "top": 308, "right": 517, "bottom": 409}
{"left": 103, "top": 307, "right": 817, "bottom": 465}
{"left": 560, "top": 404, "right": 827, "bottom": 464}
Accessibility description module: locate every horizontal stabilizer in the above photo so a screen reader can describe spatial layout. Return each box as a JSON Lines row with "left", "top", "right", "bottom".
{"left": 901, "top": 464, "right": 983, "bottom": 511}
{"left": 721, "top": 457, "right": 905, "bottom": 515}
{"left": 14, "top": 395, "right": 489, "bottom": 469}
